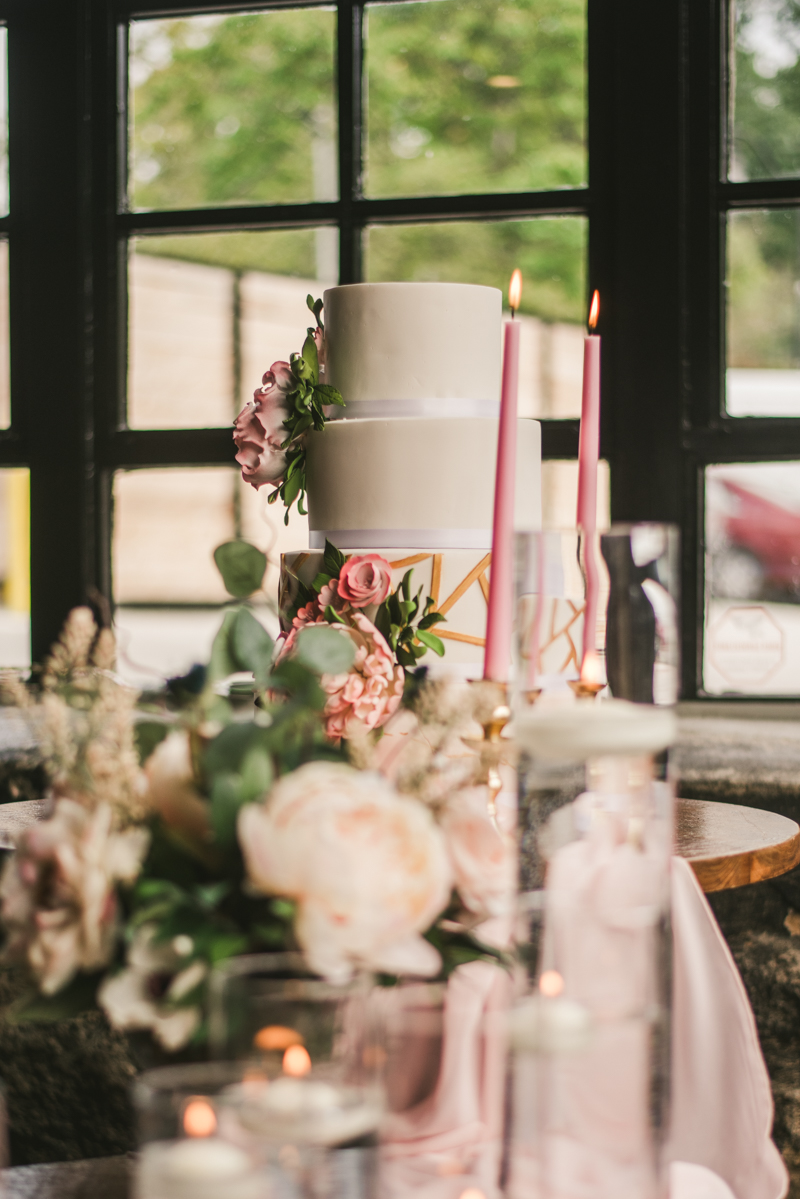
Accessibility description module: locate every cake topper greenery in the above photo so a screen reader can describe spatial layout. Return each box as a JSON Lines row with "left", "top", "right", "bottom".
{"left": 233, "top": 295, "right": 344, "bottom": 522}
{"left": 0, "top": 544, "right": 508, "bottom": 1051}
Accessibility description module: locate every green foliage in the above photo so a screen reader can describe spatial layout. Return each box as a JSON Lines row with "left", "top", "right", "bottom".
{"left": 206, "top": 604, "right": 273, "bottom": 690}
{"left": 213, "top": 541, "right": 267, "bottom": 599}
{"left": 373, "top": 569, "right": 447, "bottom": 671}
{"left": 7, "top": 972, "right": 103, "bottom": 1024}
{"left": 130, "top": 3, "right": 587, "bottom": 322}
{"left": 134, "top": 719, "right": 171, "bottom": 765}
{"left": 295, "top": 625, "right": 356, "bottom": 674}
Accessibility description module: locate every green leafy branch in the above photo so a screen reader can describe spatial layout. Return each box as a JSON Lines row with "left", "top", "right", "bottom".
{"left": 373, "top": 568, "right": 447, "bottom": 671}
{"left": 266, "top": 296, "right": 344, "bottom": 523}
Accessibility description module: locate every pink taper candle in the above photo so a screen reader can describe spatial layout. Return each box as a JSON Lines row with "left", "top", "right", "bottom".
{"left": 577, "top": 290, "right": 601, "bottom": 671}
{"left": 484, "top": 270, "right": 522, "bottom": 682}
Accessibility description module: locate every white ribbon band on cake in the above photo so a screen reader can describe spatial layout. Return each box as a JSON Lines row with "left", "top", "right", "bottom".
{"left": 309, "top": 529, "right": 492, "bottom": 550}
{"left": 328, "top": 397, "right": 500, "bottom": 420}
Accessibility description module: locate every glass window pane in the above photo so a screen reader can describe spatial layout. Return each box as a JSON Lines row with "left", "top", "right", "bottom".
{"left": 0, "top": 468, "right": 30, "bottom": 667}
{"left": 112, "top": 467, "right": 307, "bottom": 689}
{"left": 542, "top": 459, "right": 609, "bottom": 529}
{"left": 729, "top": 0, "right": 800, "bottom": 182}
{"left": 365, "top": 0, "right": 586, "bottom": 199}
{"left": 129, "top": 10, "right": 337, "bottom": 212}
{"left": 128, "top": 229, "right": 338, "bottom": 429}
{"left": 0, "top": 239, "right": 9, "bottom": 430}
{"left": 705, "top": 462, "right": 800, "bottom": 695}
{"left": 726, "top": 209, "right": 800, "bottom": 417}
{"left": 367, "top": 217, "right": 586, "bottom": 416}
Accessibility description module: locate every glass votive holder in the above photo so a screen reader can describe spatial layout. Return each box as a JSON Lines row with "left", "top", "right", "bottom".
{"left": 133, "top": 1061, "right": 266, "bottom": 1199}
{"left": 514, "top": 525, "right": 679, "bottom": 709}
{"left": 208, "top": 953, "right": 382, "bottom": 1199}
{"left": 508, "top": 700, "right": 677, "bottom": 1199}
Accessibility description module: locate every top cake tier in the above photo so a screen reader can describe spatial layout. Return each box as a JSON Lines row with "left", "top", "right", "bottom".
{"left": 322, "top": 282, "right": 501, "bottom": 418}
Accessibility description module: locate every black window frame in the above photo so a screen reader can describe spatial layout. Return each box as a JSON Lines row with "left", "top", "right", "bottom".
{"left": 3, "top": 0, "right": 792, "bottom": 703}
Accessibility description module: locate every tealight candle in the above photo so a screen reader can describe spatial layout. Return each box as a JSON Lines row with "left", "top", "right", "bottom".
{"left": 509, "top": 995, "right": 593, "bottom": 1056}
{"left": 138, "top": 1136, "right": 263, "bottom": 1199}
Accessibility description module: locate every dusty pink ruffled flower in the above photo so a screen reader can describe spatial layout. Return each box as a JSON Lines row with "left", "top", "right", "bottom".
{"left": 317, "top": 577, "right": 348, "bottom": 614}
{"left": 313, "top": 326, "right": 326, "bottom": 374}
{"left": 0, "top": 799, "right": 149, "bottom": 995}
{"left": 233, "top": 361, "right": 294, "bottom": 489}
{"left": 238, "top": 762, "right": 452, "bottom": 983}
{"left": 337, "top": 555, "right": 393, "bottom": 608}
{"left": 440, "top": 788, "right": 515, "bottom": 919}
{"left": 278, "top": 612, "right": 403, "bottom": 742}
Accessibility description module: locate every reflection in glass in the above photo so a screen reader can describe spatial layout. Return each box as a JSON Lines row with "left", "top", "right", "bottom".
{"left": 705, "top": 463, "right": 800, "bottom": 694}
{"left": 367, "top": 217, "right": 586, "bottom": 417}
{"left": 729, "top": 0, "right": 800, "bottom": 182}
{"left": 112, "top": 467, "right": 307, "bottom": 690}
{"left": 128, "top": 229, "right": 338, "bottom": 429}
{"left": 365, "top": 0, "right": 586, "bottom": 198}
{"left": 129, "top": 10, "right": 336, "bottom": 211}
{"left": 726, "top": 209, "right": 800, "bottom": 416}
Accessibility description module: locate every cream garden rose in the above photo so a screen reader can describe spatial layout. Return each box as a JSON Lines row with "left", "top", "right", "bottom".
{"left": 440, "top": 787, "right": 516, "bottom": 920}
{"left": 238, "top": 762, "right": 452, "bottom": 983}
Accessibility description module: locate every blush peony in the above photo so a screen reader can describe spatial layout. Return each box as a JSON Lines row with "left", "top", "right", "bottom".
{"left": 238, "top": 762, "right": 452, "bottom": 983}
{"left": 0, "top": 800, "right": 149, "bottom": 994}
{"left": 278, "top": 612, "right": 404, "bottom": 743}
{"left": 337, "top": 555, "right": 393, "bottom": 608}
{"left": 440, "top": 787, "right": 516, "bottom": 920}
{"left": 233, "top": 362, "right": 294, "bottom": 489}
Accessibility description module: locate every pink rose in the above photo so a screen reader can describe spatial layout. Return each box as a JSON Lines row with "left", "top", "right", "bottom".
{"left": 233, "top": 361, "right": 294, "bottom": 489}
{"left": 313, "top": 326, "right": 326, "bottom": 374}
{"left": 337, "top": 555, "right": 393, "bottom": 608}
{"left": 317, "top": 576, "right": 349, "bottom": 614}
{"left": 277, "top": 612, "right": 404, "bottom": 743}
{"left": 238, "top": 762, "right": 452, "bottom": 982}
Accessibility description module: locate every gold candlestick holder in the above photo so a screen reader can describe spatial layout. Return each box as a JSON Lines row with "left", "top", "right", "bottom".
{"left": 567, "top": 677, "right": 604, "bottom": 700}
{"left": 468, "top": 679, "right": 512, "bottom": 822}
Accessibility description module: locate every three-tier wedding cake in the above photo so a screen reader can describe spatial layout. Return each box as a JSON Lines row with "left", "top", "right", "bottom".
{"left": 281, "top": 281, "right": 542, "bottom": 672}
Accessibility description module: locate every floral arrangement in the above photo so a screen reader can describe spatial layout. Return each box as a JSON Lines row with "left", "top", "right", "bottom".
{"left": 233, "top": 296, "right": 343, "bottom": 521}
{"left": 280, "top": 540, "right": 446, "bottom": 741}
{"left": 0, "top": 544, "right": 512, "bottom": 1052}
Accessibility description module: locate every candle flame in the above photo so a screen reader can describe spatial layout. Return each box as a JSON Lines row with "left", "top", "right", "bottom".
{"left": 580, "top": 649, "right": 603, "bottom": 686}
{"left": 183, "top": 1098, "right": 217, "bottom": 1138}
{"left": 539, "top": 970, "right": 564, "bottom": 998}
{"left": 254, "top": 1024, "right": 303, "bottom": 1052}
{"left": 283, "top": 1044, "right": 312, "bottom": 1077}
{"left": 509, "top": 269, "right": 522, "bottom": 312}
{"left": 588, "top": 290, "right": 600, "bottom": 330}
{"left": 459, "top": 1190, "right": 486, "bottom": 1199}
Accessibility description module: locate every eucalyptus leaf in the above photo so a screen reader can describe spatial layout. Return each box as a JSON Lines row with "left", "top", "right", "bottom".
{"left": 204, "top": 721, "right": 263, "bottom": 777}
{"left": 207, "top": 608, "right": 240, "bottom": 684}
{"left": 296, "top": 624, "right": 356, "bottom": 674}
{"left": 210, "top": 773, "right": 247, "bottom": 848}
{"left": 232, "top": 607, "right": 273, "bottom": 675}
{"left": 240, "top": 745, "right": 273, "bottom": 801}
{"left": 214, "top": 541, "right": 267, "bottom": 599}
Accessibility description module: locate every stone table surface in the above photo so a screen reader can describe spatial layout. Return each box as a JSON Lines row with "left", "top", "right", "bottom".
{"left": 5, "top": 1155, "right": 131, "bottom": 1199}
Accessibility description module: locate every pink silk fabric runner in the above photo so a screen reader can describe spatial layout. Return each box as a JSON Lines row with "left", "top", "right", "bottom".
{"left": 380, "top": 857, "right": 788, "bottom": 1199}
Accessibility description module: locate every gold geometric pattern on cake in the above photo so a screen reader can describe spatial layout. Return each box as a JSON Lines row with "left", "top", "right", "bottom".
{"left": 389, "top": 552, "right": 491, "bottom": 647}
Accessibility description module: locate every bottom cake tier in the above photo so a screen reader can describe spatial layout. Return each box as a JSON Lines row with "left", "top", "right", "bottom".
{"left": 280, "top": 548, "right": 496, "bottom": 675}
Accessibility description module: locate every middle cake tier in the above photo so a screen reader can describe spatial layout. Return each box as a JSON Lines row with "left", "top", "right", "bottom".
{"left": 306, "top": 416, "right": 541, "bottom": 550}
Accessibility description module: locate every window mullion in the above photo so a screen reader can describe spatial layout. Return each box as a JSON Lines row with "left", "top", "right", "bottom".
{"left": 337, "top": 0, "right": 364, "bottom": 282}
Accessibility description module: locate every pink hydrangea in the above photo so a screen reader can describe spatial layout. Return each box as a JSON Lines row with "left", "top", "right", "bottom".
{"left": 277, "top": 612, "right": 404, "bottom": 743}
{"left": 233, "top": 362, "right": 294, "bottom": 489}
{"left": 337, "top": 555, "right": 393, "bottom": 608}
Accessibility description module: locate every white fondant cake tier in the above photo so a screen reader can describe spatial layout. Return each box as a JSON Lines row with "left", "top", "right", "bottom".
{"left": 306, "top": 416, "right": 541, "bottom": 549}
{"left": 281, "top": 549, "right": 497, "bottom": 674}
{"left": 323, "top": 282, "right": 501, "bottom": 412}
